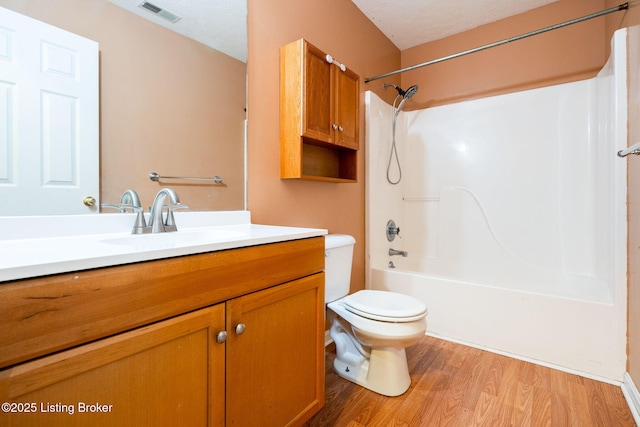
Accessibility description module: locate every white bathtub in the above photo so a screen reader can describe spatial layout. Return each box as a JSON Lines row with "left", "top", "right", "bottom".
{"left": 369, "top": 267, "right": 623, "bottom": 381}
{"left": 365, "top": 29, "right": 629, "bottom": 382}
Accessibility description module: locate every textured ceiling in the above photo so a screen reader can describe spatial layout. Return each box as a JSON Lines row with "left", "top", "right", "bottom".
{"left": 351, "top": 0, "right": 561, "bottom": 50}
{"left": 106, "top": 0, "right": 247, "bottom": 62}
{"left": 106, "top": 0, "right": 562, "bottom": 62}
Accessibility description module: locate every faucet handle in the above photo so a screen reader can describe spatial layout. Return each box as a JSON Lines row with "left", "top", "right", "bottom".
{"left": 121, "top": 205, "right": 151, "bottom": 235}
{"left": 386, "top": 220, "right": 401, "bottom": 241}
{"left": 101, "top": 203, "right": 125, "bottom": 213}
{"left": 164, "top": 203, "right": 189, "bottom": 232}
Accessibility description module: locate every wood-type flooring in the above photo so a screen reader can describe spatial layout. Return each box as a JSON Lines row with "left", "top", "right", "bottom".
{"left": 309, "top": 335, "right": 636, "bottom": 426}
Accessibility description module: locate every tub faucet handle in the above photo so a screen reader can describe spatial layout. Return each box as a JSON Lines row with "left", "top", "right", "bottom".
{"left": 386, "top": 219, "right": 401, "bottom": 241}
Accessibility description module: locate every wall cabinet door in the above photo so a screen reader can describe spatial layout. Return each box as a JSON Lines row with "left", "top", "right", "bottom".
{"left": 301, "top": 41, "right": 359, "bottom": 149}
{"left": 0, "top": 305, "right": 226, "bottom": 427}
{"left": 226, "top": 273, "right": 325, "bottom": 427}
{"left": 302, "top": 43, "right": 333, "bottom": 144}
{"left": 333, "top": 68, "right": 359, "bottom": 149}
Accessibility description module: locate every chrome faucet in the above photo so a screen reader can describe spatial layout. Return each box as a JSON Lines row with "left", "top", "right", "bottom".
{"left": 101, "top": 189, "right": 150, "bottom": 234}
{"left": 389, "top": 248, "right": 408, "bottom": 257}
{"left": 102, "top": 189, "right": 142, "bottom": 213}
{"left": 120, "top": 189, "right": 142, "bottom": 211}
{"left": 148, "top": 188, "right": 188, "bottom": 233}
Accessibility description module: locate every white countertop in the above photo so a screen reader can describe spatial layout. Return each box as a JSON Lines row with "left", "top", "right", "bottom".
{"left": 0, "top": 211, "right": 327, "bottom": 282}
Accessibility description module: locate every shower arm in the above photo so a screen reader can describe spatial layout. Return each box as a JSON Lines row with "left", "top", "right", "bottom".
{"left": 364, "top": 3, "right": 629, "bottom": 83}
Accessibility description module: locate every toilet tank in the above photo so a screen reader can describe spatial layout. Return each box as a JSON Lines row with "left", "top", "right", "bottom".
{"left": 324, "top": 234, "right": 356, "bottom": 303}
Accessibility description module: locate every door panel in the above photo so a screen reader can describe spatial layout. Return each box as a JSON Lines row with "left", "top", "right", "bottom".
{"left": 0, "top": 7, "right": 98, "bottom": 215}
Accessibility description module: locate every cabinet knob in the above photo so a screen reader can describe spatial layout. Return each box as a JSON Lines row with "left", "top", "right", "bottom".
{"left": 235, "top": 323, "right": 246, "bottom": 335}
{"left": 338, "top": 125, "right": 344, "bottom": 132}
{"left": 216, "top": 331, "right": 228, "bottom": 343}
{"left": 332, "top": 123, "right": 338, "bottom": 130}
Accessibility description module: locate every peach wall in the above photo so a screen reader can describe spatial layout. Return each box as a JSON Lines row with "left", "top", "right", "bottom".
{"left": 0, "top": 0, "right": 246, "bottom": 211}
{"left": 246, "top": 0, "right": 400, "bottom": 292}
{"left": 398, "top": 0, "right": 607, "bottom": 109}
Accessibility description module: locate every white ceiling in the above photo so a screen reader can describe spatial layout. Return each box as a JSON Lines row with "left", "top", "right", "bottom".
{"left": 351, "top": 0, "right": 562, "bottom": 50}
{"left": 106, "top": 0, "right": 562, "bottom": 63}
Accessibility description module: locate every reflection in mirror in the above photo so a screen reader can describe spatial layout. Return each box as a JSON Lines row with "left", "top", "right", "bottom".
{"left": 0, "top": 0, "right": 247, "bottom": 215}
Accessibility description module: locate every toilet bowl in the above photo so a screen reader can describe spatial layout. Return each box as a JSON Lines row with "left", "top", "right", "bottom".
{"left": 325, "top": 235, "right": 427, "bottom": 397}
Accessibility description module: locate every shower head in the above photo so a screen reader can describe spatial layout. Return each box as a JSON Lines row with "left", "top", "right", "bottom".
{"left": 403, "top": 85, "right": 419, "bottom": 99}
{"left": 393, "top": 84, "right": 419, "bottom": 115}
{"left": 384, "top": 83, "right": 419, "bottom": 99}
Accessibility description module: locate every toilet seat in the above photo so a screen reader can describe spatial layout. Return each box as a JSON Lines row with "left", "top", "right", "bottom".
{"left": 343, "top": 290, "right": 427, "bottom": 322}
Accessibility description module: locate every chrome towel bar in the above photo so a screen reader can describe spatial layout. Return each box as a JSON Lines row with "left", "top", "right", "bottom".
{"left": 149, "top": 172, "right": 224, "bottom": 184}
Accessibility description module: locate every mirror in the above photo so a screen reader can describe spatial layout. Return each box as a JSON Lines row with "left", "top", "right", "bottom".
{"left": 0, "top": 0, "right": 247, "bottom": 215}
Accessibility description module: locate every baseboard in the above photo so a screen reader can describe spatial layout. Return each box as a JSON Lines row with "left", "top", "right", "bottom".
{"left": 622, "top": 372, "right": 640, "bottom": 426}
{"left": 324, "top": 330, "right": 333, "bottom": 347}
{"left": 427, "top": 332, "right": 623, "bottom": 386}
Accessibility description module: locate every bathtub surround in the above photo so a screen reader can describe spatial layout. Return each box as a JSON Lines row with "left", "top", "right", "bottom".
{"left": 366, "top": 29, "right": 629, "bottom": 381}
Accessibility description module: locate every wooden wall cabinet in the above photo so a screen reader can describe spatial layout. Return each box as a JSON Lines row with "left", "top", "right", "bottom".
{"left": 280, "top": 39, "right": 359, "bottom": 182}
{"left": 0, "top": 238, "right": 325, "bottom": 427}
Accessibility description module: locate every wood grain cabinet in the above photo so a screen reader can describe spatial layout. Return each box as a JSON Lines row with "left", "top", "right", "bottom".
{"left": 226, "top": 274, "right": 324, "bottom": 426}
{"left": 0, "top": 238, "right": 325, "bottom": 427}
{"left": 0, "top": 305, "right": 227, "bottom": 426}
{"left": 280, "top": 39, "right": 359, "bottom": 182}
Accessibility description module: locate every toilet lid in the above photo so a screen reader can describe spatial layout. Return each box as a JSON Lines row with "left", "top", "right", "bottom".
{"left": 343, "top": 290, "right": 427, "bottom": 322}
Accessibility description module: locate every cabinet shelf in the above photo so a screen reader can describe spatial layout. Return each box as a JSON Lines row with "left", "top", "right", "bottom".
{"left": 280, "top": 39, "right": 359, "bottom": 183}
{"left": 300, "top": 139, "right": 357, "bottom": 182}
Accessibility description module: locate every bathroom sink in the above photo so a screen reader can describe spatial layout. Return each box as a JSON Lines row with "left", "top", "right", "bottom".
{"left": 0, "top": 210, "right": 327, "bottom": 283}
{"left": 101, "top": 228, "right": 246, "bottom": 250}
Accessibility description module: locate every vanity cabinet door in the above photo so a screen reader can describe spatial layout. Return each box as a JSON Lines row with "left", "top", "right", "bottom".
{"left": 225, "top": 273, "right": 325, "bottom": 427}
{"left": 0, "top": 305, "right": 226, "bottom": 427}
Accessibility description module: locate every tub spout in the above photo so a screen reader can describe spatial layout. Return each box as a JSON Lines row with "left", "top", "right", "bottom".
{"left": 389, "top": 248, "right": 408, "bottom": 257}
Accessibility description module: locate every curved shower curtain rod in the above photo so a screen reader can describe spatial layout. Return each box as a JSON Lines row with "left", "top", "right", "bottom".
{"left": 364, "top": 2, "right": 629, "bottom": 83}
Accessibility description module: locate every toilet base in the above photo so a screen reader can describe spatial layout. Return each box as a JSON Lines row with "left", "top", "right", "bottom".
{"left": 333, "top": 346, "right": 411, "bottom": 397}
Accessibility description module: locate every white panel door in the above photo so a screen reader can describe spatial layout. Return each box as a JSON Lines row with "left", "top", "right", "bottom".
{"left": 0, "top": 6, "right": 98, "bottom": 215}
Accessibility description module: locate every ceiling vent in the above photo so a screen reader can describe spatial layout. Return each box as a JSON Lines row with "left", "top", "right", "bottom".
{"left": 138, "top": 1, "right": 181, "bottom": 23}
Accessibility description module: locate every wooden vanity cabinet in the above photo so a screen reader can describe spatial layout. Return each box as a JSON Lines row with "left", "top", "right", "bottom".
{"left": 280, "top": 38, "right": 359, "bottom": 182}
{"left": 0, "top": 237, "right": 325, "bottom": 427}
{"left": 226, "top": 274, "right": 324, "bottom": 426}
{"left": 0, "top": 305, "right": 227, "bottom": 426}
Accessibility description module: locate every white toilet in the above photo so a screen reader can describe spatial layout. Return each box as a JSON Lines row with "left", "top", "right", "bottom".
{"left": 325, "top": 234, "right": 427, "bottom": 397}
